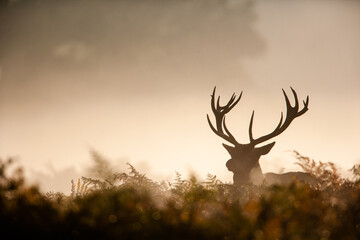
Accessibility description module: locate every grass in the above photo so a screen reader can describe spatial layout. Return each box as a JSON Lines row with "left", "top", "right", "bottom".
{"left": 0, "top": 151, "right": 359, "bottom": 239}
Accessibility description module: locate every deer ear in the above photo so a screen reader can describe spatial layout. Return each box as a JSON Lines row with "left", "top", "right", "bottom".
{"left": 222, "top": 143, "right": 235, "bottom": 156}
{"left": 256, "top": 142, "right": 276, "bottom": 155}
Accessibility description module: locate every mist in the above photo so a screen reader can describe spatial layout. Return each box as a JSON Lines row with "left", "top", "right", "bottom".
{"left": 0, "top": 0, "right": 359, "bottom": 193}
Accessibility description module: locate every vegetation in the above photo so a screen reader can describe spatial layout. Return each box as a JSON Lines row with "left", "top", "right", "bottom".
{"left": 0, "top": 152, "right": 359, "bottom": 239}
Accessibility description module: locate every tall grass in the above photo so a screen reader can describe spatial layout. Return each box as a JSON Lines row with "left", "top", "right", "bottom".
{"left": 0, "top": 152, "right": 359, "bottom": 239}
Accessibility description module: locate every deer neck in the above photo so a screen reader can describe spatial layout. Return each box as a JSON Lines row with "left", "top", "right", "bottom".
{"left": 233, "top": 163, "right": 264, "bottom": 186}
{"left": 249, "top": 164, "right": 264, "bottom": 185}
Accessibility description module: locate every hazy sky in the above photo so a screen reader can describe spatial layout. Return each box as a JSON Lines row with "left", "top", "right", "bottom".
{"left": 0, "top": 0, "right": 359, "bottom": 193}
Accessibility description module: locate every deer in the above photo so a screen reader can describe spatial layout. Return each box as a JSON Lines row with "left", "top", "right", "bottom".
{"left": 207, "top": 87, "right": 315, "bottom": 186}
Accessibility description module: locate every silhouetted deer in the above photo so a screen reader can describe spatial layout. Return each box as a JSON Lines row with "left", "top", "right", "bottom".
{"left": 207, "top": 87, "right": 314, "bottom": 186}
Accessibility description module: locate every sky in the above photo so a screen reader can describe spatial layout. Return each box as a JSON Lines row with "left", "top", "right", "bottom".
{"left": 0, "top": 0, "right": 359, "bottom": 193}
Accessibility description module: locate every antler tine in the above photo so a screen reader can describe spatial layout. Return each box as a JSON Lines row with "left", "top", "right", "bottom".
{"left": 216, "top": 92, "right": 242, "bottom": 112}
{"left": 207, "top": 114, "right": 238, "bottom": 145}
{"left": 211, "top": 87, "right": 243, "bottom": 113}
{"left": 207, "top": 114, "right": 220, "bottom": 136}
{"left": 290, "top": 87, "right": 299, "bottom": 112}
{"left": 207, "top": 87, "right": 242, "bottom": 146}
{"left": 298, "top": 95, "right": 309, "bottom": 116}
{"left": 228, "top": 92, "right": 242, "bottom": 111}
{"left": 249, "top": 88, "right": 308, "bottom": 146}
{"left": 249, "top": 111, "right": 255, "bottom": 143}
{"left": 282, "top": 88, "right": 295, "bottom": 113}
{"left": 216, "top": 95, "right": 221, "bottom": 109}
{"left": 222, "top": 115, "right": 237, "bottom": 142}
{"left": 210, "top": 87, "right": 217, "bottom": 113}
{"left": 248, "top": 111, "right": 284, "bottom": 143}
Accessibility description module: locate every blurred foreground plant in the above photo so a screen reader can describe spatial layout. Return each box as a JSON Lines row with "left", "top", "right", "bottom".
{"left": 0, "top": 152, "right": 359, "bottom": 239}
{"left": 293, "top": 150, "right": 346, "bottom": 189}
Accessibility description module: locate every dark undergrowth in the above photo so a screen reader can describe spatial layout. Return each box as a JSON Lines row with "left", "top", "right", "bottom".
{"left": 0, "top": 151, "right": 359, "bottom": 240}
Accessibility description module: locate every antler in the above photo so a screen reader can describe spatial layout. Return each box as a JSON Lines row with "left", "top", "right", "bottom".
{"left": 207, "top": 87, "right": 242, "bottom": 146}
{"left": 248, "top": 87, "right": 309, "bottom": 146}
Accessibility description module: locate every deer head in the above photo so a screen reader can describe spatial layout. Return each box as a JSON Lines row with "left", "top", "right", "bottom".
{"left": 207, "top": 87, "right": 309, "bottom": 185}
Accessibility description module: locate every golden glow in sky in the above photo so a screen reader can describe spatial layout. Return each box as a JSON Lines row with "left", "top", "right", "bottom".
{"left": 0, "top": 0, "right": 359, "bottom": 193}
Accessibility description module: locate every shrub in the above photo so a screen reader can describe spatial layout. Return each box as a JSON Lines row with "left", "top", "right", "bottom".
{"left": 0, "top": 153, "right": 359, "bottom": 239}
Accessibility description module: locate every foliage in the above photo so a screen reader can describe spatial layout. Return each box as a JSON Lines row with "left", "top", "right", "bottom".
{"left": 293, "top": 150, "right": 346, "bottom": 189}
{"left": 0, "top": 153, "right": 360, "bottom": 239}
{"left": 351, "top": 164, "right": 360, "bottom": 183}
